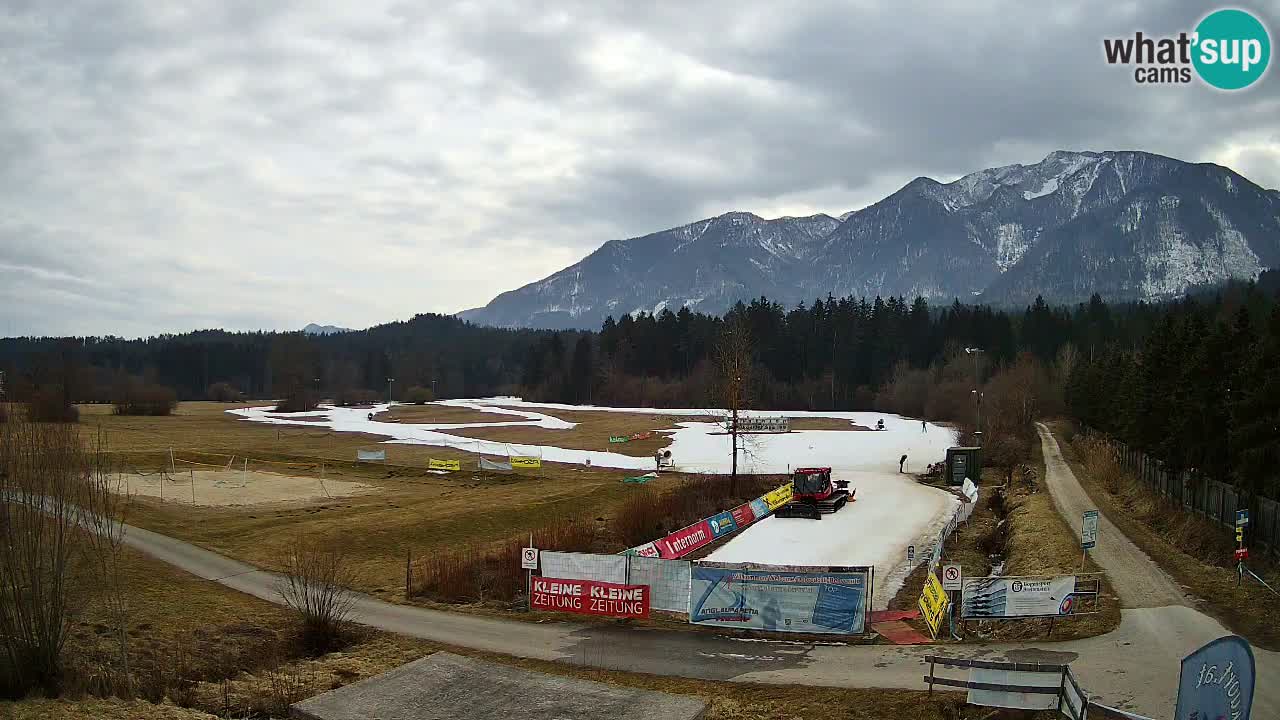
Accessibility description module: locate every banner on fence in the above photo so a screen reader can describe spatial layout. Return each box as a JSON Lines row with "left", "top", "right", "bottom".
{"left": 657, "top": 520, "right": 713, "bottom": 558}
{"left": 356, "top": 449, "right": 386, "bottom": 462}
{"left": 510, "top": 456, "right": 541, "bottom": 469}
{"left": 961, "top": 576, "right": 1077, "bottom": 619}
{"left": 689, "top": 563, "right": 870, "bottom": 634}
{"left": 708, "top": 511, "right": 738, "bottom": 538}
{"left": 530, "top": 577, "right": 649, "bottom": 619}
{"left": 918, "top": 571, "right": 949, "bottom": 638}
{"left": 630, "top": 431, "right": 653, "bottom": 441}
{"left": 608, "top": 436, "right": 629, "bottom": 444}
{"left": 479, "top": 457, "right": 512, "bottom": 471}
{"left": 763, "top": 483, "right": 794, "bottom": 511}
{"left": 749, "top": 497, "right": 769, "bottom": 519}
{"left": 428, "top": 458, "right": 461, "bottom": 471}
{"left": 623, "top": 541, "right": 660, "bottom": 558}
{"left": 730, "top": 503, "right": 756, "bottom": 528}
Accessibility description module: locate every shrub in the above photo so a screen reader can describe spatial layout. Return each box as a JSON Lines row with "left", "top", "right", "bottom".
{"left": 277, "top": 535, "right": 358, "bottom": 654}
{"left": 333, "top": 388, "right": 380, "bottom": 407}
{"left": 274, "top": 389, "right": 319, "bottom": 413}
{"left": 26, "top": 386, "right": 78, "bottom": 423}
{"left": 206, "top": 381, "right": 243, "bottom": 402}
{"left": 402, "top": 386, "right": 434, "bottom": 404}
{"left": 112, "top": 376, "right": 177, "bottom": 416}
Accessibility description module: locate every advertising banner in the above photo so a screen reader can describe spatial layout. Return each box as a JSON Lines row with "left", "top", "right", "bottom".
{"left": 428, "top": 458, "right": 461, "bottom": 471}
{"left": 918, "top": 571, "right": 949, "bottom": 638}
{"left": 356, "top": 449, "right": 386, "bottom": 462}
{"left": 961, "top": 576, "right": 1077, "bottom": 619}
{"left": 763, "top": 483, "right": 794, "bottom": 511}
{"left": 749, "top": 497, "right": 770, "bottom": 519}
{"left": 530, "top": 577, "right": 649, "bottom": 619}
{"left": 657, "top": 520, "right": 713, "bottom": 558}
{"left": 1175, "top": 635, "right": 1255, "bottom": 720}
{"left": 629, "top": 431, "right": 653, "bottom": 441}
{"left": 730, "top": 503, "right": 756, "bottom": 528}
{"left": 510, "top": 456, "right": 542, "bottom": 469}
{"left": 608, "top": 436, "right": 629, "bottom": 443}
{"left": 689, "top": 564, "right": 870, "bottom": 634}
{"left": 623, "top": 541, "right": 660, "bottom": 558}
{"left": 539, "top": 551, "right": 628, "bottom": 585}
{"left": 708, "top": 511, "right": 738, "bottom": 538}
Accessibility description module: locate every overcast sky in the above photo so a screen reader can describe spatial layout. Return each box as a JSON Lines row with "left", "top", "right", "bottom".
{"left": 2, "top": 0, "right": 1278, "bottom": 338}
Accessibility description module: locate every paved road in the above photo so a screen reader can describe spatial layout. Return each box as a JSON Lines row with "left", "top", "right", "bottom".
{"left": 115, "top": 427, "right": 1278, "bottom": 719}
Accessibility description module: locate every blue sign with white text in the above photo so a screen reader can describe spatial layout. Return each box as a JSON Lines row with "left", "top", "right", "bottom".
{"left": 1175, "top": 635, "right": 1255, "bottom": 720}
{"left": 707, "top": 511, "right": 737, "bottom": 538}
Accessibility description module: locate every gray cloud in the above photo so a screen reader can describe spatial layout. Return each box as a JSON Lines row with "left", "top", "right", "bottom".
{"left": 1, "top": 0, "right": 1278, "bottom": 337}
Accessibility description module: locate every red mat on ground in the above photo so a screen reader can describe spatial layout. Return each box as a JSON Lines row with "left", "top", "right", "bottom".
{"left": 868, "top": 609, "right": 920, "bottom": 623}
{"left": 872, "top": 620, "right": 932, "bottom": 645}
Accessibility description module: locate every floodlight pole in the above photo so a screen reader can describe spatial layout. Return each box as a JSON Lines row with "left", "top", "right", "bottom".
{"left": 964, "top": 348, "right": 984, "bottom": 445}
{"left": 387, "top": 377, "right": 394, "bottom": 405}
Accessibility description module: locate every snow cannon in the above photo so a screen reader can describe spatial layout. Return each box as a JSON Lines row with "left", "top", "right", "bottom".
{"left": 773, "top": 467, "right": 853, "bottom": 520}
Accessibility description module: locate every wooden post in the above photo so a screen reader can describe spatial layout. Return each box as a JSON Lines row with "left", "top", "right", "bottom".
{"left": 405, "top": 548, "right": 412, "bottom": 599}
{"left": 191, "top": 469, "right": 196, "bottom": 504}
{"left": 928, "top": 656, "right": 935, "bottom": 695}
{"left": 169, "top": 447, "right": 176, "bottom": 474}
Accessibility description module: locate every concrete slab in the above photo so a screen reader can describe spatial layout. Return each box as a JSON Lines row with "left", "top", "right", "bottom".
{"left": 290, "top": 652, "right": 707, "bottom": 720}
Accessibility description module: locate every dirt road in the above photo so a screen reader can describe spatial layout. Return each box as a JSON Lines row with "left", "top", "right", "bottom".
{"left": 1035, "top": 423, "right": 1186, "bottom": 607}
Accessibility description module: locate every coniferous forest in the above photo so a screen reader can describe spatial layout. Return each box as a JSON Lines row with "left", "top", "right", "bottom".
{"left": 2, "top": 272, "right": 1279, "bottom": 497}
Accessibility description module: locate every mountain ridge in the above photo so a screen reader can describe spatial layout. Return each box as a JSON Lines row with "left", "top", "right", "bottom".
{"left": 460, "top": 150, "right": 1280, "bottom": 329}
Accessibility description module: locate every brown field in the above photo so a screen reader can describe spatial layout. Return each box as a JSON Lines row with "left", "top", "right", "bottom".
{"left": 123, "top": 469, "right": 375, "bottom": 506}
{"left": 444, "top": 407, "right": 713, "bottom": 458}
{"left": 787, "top": 417, "right": 872, "bottom": 431}
{"left": 371, "top": 404, "right": 526, "bottom": 425}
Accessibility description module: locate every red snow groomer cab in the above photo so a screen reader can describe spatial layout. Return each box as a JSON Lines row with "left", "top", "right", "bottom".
{"left": 773, "top": 467, "right": 854, "bottom": 520}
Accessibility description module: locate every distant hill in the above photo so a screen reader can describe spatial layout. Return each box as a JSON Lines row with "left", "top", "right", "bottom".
{"left": 302, "top": 323, "right": 353, "bottom": 335}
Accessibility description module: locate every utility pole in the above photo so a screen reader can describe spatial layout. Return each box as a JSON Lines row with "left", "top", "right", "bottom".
{"left": 387, "top": 377, "right": 394, "bottom": 404}
{"left": 432, "top": 378, "right": 437, "bottom": 399}
{"left": 965, "top": 347, "right": 984, "bottom": 446}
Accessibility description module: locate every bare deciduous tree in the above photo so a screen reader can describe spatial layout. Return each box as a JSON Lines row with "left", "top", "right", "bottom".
{"left": 0, "top": 417, "right": 125, "bottom": 696}
{"left": 713, "top": 314, "right": 754, "bottom": 494}
{"left": 277, "top": 535, "right": 358, "bottom": 653}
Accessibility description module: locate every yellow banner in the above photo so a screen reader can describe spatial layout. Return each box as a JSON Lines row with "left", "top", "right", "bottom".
{"left": 764, "top": 483, "right": 794, "bottom": 511}
{"left": 510, "top": 456, "right": 542, "bottom": 469}
{"left": 428, "top": 458, "right": 461, "bottom": 471}
{"left": 917, "top": 571, "right": 950, "bottom": 639}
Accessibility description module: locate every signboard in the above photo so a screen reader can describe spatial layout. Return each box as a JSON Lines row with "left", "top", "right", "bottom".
{"left": 1236, "top": 509, "right": 1250, "bottom": 527}
{"left": 428, "top": 458, "right": 461, "bottom": 471}
{"left": 624, "top": 541, "right": 660, "bottom": 558}
{"left": 1175, "top": 635, "right": 1255, "bottom": 720}
{"left": 608, "top": 435, "right": 629, "bottom": 444}
{"left": 708, "top": 511, "right": 738, "bottom": 538}
{"left": 479, "top": 457, "right": 512, "bottom": 471}
{"left": 918, "top": 571, "right": 949, "bottom": 638}
{"left": 961, "top": 576, "right": 1077, "bottom": 619}
{"left": 510, "top": 456, "right": 542, "bottom": 469}
{"left": 530, "top": 577, "right": 649, "bottom": 619}
{"left": 733, "top": 416, "right": 791, "bottom": 433}
{"left": 730, "top": 503, "right": 756, "bottom": 528}
{"left": 356, "top": 449, "right": 386, "bottom": 462}
{"left": 763, "top": 483, "right": 794, "bottom": 511}
{"left": 942, "top": 563, "right": 963, "bottom": 591}
{"left": 656, "top": 520, "right": 713, "bottom": 558}
{"left": 689, "top": 564, "right": 870, "bottom": 634}
{"left": 520, "top": 547, "right": 539, "bottom": 570}
{"left": 1081, "top": 510, "right": 1099, "bottom": 550}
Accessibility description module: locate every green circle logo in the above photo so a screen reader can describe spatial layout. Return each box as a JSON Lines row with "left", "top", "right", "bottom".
{"left": 1193, "top": 9, "right": 1271, "bottom": 90}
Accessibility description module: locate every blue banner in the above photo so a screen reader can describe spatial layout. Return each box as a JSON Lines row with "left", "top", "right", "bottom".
{"left": 1175, "top": 635, "right": 1255, "bottom": 720}
{"left": 707, "top": 511, "right": 737, "bottom": 538}
{"left": 749, "top": 497, "right": 770, "bottom": 519}
{"left": 688, "top": 564, "right": 870, "bottom": 634}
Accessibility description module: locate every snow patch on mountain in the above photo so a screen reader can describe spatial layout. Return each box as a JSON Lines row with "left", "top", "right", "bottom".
{"left": 995, "top": 223, "right": 1029, "bottom": 271}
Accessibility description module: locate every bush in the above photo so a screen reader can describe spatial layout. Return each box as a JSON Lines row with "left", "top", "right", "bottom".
{"left": 614, "top": 474, "right": 777, "bottom": 548}
{"left": 277, "top": 535, "right": 357, "bottom": 654}
{"left": 26, "top": 386, "right": 78, "bottom": 423}
{"left": 274, "top": 390, "right": 319, "bottom": 413}
{"left": 206, "top": 381, "right": 243, "bottom": 402}
{"left": 112, "top": 376, "right": 177, "bottom": 416}
{"left": 333, "top": 388, "right": 380, "bottom": 407}
{"left": 402, "top": 386, "right": 434, "bottom": 404}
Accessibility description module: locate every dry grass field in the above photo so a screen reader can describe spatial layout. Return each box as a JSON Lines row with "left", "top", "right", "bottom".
{"left": 370, "top": 404, "right": 526, "bottom": 424}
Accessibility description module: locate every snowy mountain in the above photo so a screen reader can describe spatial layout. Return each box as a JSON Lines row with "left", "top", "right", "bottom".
{"left": 460, "top": 151, "right": 1280, "bottom": 329}
{"left": 302, "top": 323, "right": 352, "bottom": 335}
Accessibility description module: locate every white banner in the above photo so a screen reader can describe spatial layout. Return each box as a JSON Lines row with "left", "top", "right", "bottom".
{"left": 627, "top": 556, "right": 691, "bottom": 613}
{"left": 480, "top": 457, "right": 513, "bottom": 471}
{"left": 961, "top": 576, "right": 1077, "bottom": 618}
{"left": 967, "top": 668, "right": 1063, "bottom": 711}
{"left": 356, "top": 449, "right": 386, "bottom": 462}
{"left": 539, "top": 551, "right": 628, "bottom": 585}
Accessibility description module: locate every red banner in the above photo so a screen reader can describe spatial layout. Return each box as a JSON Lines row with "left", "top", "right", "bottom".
{"left": 657, "top": 519, "right": 713, "bottom": 558}
{"left": 730, "top": 503, "right": 756, "bottom": 528}
{"left": 530, "top": 577, "right": 649, "bottom": 618}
